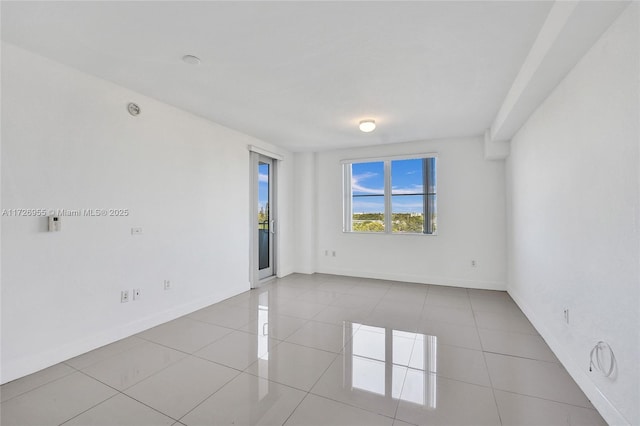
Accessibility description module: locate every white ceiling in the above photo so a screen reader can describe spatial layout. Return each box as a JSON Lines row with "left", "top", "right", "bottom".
{"left": 0, "top": 1, "right": 611, "bottom": 152}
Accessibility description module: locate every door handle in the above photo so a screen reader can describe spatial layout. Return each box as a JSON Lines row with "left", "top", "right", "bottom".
{"left": 270, "top": 220, "right": 275, "bottom": 234}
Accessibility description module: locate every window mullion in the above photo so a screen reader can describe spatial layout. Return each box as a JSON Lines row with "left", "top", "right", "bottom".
{"left": 423, "top": 158, "right": 428, "bottom": 234}
{"left": 384, "top": 160, "right": 392, "bottom": 233}
{"left": 425, "top": 158, "right": 435, "bottom": 235}
{"left": 344, "top": 164, "right": 352, "bottom": 232}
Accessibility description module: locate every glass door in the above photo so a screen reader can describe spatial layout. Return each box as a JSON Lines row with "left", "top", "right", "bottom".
{"left": 258, "top": 156, "right": 274, "bottom": 280}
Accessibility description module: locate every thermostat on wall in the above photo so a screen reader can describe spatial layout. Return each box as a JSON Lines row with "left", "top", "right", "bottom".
{"left": 48, "top": 216, "right": 61, "bottom": 232}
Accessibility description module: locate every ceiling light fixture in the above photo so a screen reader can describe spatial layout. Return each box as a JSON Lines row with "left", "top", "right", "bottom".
{"left": 182, "top": 55, "right": 201, "bottom": 65}
{"left": 359, "top": 119, "right": 376, "bottom": 133}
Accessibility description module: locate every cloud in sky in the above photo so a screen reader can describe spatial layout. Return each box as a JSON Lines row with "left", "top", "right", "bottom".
{"left": 391, "top": 184, "right": 424, "bottom": 194}
{"left": 259, "top": 173, "right": 269, "bottom": 183}
{"left": 352, "top": 172, "right": 384, "bottom": 195}
{"left": 352, "top": 173, "right": 425, "bottom": 195}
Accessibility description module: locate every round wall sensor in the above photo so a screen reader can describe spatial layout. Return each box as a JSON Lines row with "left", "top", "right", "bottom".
{"left": 127, "top": 103, "right": 141, "bottom": 116}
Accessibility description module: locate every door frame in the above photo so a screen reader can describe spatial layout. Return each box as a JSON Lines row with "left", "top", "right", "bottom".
{"left": 250, "top": 150, "right": 278, "bottom": 288}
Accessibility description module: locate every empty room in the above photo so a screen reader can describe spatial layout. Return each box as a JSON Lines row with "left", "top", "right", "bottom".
{"left": 1, "top": 1, "right": 638, "bottom": 425}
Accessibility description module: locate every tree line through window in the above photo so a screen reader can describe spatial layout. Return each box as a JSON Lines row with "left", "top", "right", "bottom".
{"left": 344, "top": 156, "right": 437, "bottom": 234}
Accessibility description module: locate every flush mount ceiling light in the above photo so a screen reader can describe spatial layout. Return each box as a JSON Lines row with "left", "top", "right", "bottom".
{"left": 182, "top": 54, "right": 201, "bottom": 65}
{"left": 359, "top": 119, "right": 376, "bottom": 133}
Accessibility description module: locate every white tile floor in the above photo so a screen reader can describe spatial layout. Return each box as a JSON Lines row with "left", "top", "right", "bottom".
{"left": 1, "top": 274, "right": 607, "bottom": 426}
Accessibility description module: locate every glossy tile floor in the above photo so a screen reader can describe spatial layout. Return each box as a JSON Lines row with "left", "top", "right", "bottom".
{"left": 1, "top": 274, "right": 606, "bottom": 426}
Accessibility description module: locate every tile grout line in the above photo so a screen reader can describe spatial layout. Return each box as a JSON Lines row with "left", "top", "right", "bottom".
{"left": 480, "top": 349, "right": 561, "bottom": 364}
{"left": 61, "top": 336, "right": 148, "bottom": 373}
{"left": 472, "top": 304, "right": 505, "bottom": 426}
{"left": 0, "top": 366, "right": 77, "bottom": 405}
{"left": 390, "top": 285, "right": 430, "bottom": 423}
{"left": 174, "top": 368, "right": 243, "bottom": 424}
{"left": 57, "top": 391, "right": 123, "bottom": 426}
{"left": 86, "top": 342, "right": 189, "bottom": 386}
{"left": 111, "top": 343, "right": 264, "bottom": 414}
{"left": 493, "top": 388, "right": 605, "bottom": 411}
{"left": 69, "top": 370, "right": 181, "bottom": 425}
{"left": 281, "top": 351, "right": 340, "bottom": 426}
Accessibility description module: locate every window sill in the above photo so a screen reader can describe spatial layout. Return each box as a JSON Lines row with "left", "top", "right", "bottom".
{"left": 342, "top": 231, "right": 438, "bottom": 236}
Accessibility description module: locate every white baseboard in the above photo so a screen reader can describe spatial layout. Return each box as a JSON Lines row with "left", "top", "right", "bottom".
{"left": 1, "top": 292, "right": 232, "bottom": 384}
{"left": 508, "top": 289, "right": 630, "bottom": 426}
{"left": 316, "top": 266, "right": 506, "bottom": 290}
{"left": 291, "top": 268, "right": 315, "bottom": 275}
{"left": 277, "top": 266, "right": 295, "bottom": 278}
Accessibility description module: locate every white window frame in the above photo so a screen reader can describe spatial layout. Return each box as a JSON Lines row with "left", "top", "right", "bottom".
{"left": 342, "top": 153, "right": 438, "bottom": 235}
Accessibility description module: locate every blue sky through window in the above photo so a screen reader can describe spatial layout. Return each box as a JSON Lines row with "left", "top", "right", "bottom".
{"left": 351, "top": 162, "right": 384, "bottom": 214}
{"left": 391, "top": 158, "right": 423, "bottom": 194}
{"left": 392, "top": 158, "right": 425, "bottom": 215}
{"left": 258, "top": 163, "right": 269, "bottom": 213}
{"left": 351, "top": 162, "right": 384, "bottom": 196}
{"left": 352, "top": 159, "right": 435, "bottom": 214}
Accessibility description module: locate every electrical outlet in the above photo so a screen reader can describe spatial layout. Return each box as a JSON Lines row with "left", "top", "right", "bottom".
{"left": 121, "top": 290, "right": 129, "bottom": 303}
{"left": 133, "top": 289, "right": 141, "bottom": 300}
{"left": 164, "top": 280, "right": 171, "bottom": 290}
{"left": 563, "top": 309, "right": 570, "bottom": 324}
{"left": 332, "top": 251, "right": 336, "bottom": 257}
{"left": 131, "top": 227, "right": 143, "bottom": 235}
{"left": 471, "top": 260, "right": 477, "bottom": 267}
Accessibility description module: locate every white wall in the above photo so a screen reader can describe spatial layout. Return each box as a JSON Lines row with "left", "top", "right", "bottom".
{"left": 274, "top": 151, "right": 295, "bottom": 279}
{"left": 313, "top": 137, "right": 507, "bottom": 289}
{"left": 0, "top": 43, "right": 293, "bottom": 384}
{"left": 506, "top": 4, "right": 639, "bottom": 425}
{"left": 293, "top": 152, "right": 317, "bottom": 274}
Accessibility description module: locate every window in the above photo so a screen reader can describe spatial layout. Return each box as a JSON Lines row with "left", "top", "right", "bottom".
{"left": 343, "top": 155, "right": 437, "bottom": 234}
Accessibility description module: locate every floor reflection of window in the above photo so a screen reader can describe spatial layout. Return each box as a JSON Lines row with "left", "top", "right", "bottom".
{"left": 257, "top": 292, "right": 269, "bottom": 401}
{"left": 404, "top": 334, "right": 437, "bottom": 409}
{"left": 345, "top": 322, "right": 437, "bottom": 409}
{"left": 351, "top": 324, "right": 386, "bottom": 395}
{"left": 352, "top": 325, "right": 386, "bottom": 360}
{"left": 352, "top": 356, "right": 385, "bottom": 396}
{"left": 257, "top": 306, "right": 269, "bottom": 361}
{"left": 392, "top": 330, "right": 416, "bottom": 367}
